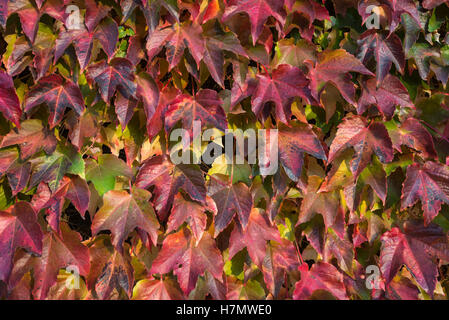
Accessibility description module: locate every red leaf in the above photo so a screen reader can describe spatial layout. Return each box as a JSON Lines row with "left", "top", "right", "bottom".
{"left": 135, "top": 156, "right": 207, "bottom": 221}
{"left": 357, "top": 30, "right": 405, "bottom": 84}
{"left": 229, "top": 208, "right": 281, "bottom": 267}
{"left": 222, "top": 0, "right": 286, "bottom": 45}
{"left": 401, "top": 162, "right": 449, "bottom": 225}
{"left": 0, "top": 202, "right": 42, "bottom": 282}
{"left": 33, "top": 224, "right": 90, "bottom": 300}
{"left": 87, "top": 235, "right": 134, "bottom": 300}
{"left": 150, "top": 229, "right": 223, "bottom": 295}
{"left": 25, "top": 74, "right": 85, "bottom": 128}
{"left": 389, "top": 118, "right": 438, "bottom": 160}
{"left": 358, "top": 74, "right": 414, "bottom": 119}
{"left": 252, "top": 64, "right": 316, "bottom": 124}
{"left": 91, "top": 188, "right": 160, "bottom": 252}
{"left": 278, "top": 121, "right": 327, "bottom": 181}
{"left": 132, "top": 278, "right": 184, "bottom": 300}
{"left": 207, "top": 174, "right": 253, "bottom": 237}
{"left": 164, "top": 89, "right": 227, "bottom": 135}
{"left": 328, "top": 115, "right": 393, "bottom": 178}
{"left": 54, "top": 18, "right": 118, "bottom": 70}
{"left": 146, "top": 22, "right": 205, "bottom": 70}
{"left": 0, "top": 119, "right": 57, "bottom": 160}
{"left": 0, "top": 70, "right": 21, "bottom": 127}
{"left": 380, "top": 220, "right": 449, "bottom": 296}
{"left": 308, "top": 49, "right": 374, "bottom": 105}
{"left": 86, "top": 57, "right": 137, "bottom": 103}
{"left": 293, "top": 262, "right": 348, "bottom": 300}
{"left": 167, "top": 194, "right": 216, "bottom": 244}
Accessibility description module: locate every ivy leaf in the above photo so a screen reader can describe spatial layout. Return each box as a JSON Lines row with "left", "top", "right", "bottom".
{"left": 87, "top": 235, "right": 134, "bottom": 300}
{"left": 380, "top": 220, "right": 449, "bottom": 296}
{"left": 358, "top": 74, "right": 413, "bottom": 119}
{"left": 0, "top": 70, "right": 21, "bottom": 127}
{"left": 401, "top": 162, "right": 449, "bottom": 225}
{"left": 91, "top": 188, "right": 160, "bottom": 252}
{"left": 388, "top": 118, "right": 438, "bottom": 160}
{"left": 132, "top": 278, "right": 184, "bottom": 300}
{"left": 229, "top": 208, "right": 281, "bottom": 267}
{"left": 252, "top": 64, "right": 316, "bottom": 124}
{"left": 357, "top": 30, "right": 405, "bottom": 84}
{"left": 150, "top": 229, "right": 223, "bottom": 295}
{"left": 33, "top": 224, "right": 90, "bottom": 300}
{"left": 135, "top": 156, "right": 207, "bottom": 221}
{"left": 207, "top": 174, "right": 253, "bottom": 237}
{"left": 328, "top": 115, "right": 394, "bottom": 179}
{"left": 167, "top": 194, "right": 216, "bottom": 244}
{"left": 0, "top": 202, "right": 42, "bottom": 283}
{"left": 8, "top": 0, "right": 66, "bottom": 43}
{"left": 135, "top": 72, "right": 159, "bottom": 134}
{"left": 164, "top": 89, "right": 227, "bottom": 135}
{"left": 146, "top": 21, "right": 205, "bottom": 70}
{"left": 86, "top": 57, "right": 137, "bottom": 103}
{"left": 293, "top": 262, "right": 348, "bottom": 300}
{"left": 84, "top": 0, "right": 111, "bottom": 33}
{"left": 202, "top": 23, "right": 247, "bottom": 87}
{"left": 222, "top": 0, "right": 286, "bottom": 45}
{"left": 39, "top": 176, "right": 90, "bottom": 233}
{"left": 278, "top": 121, "right": 327, "bottom": 182}
{"left": 308, "top": 49, "right": 374, "bottom": 105}
{"left": 297, "top": 175, "right": 340, "bottom": 230}
{"left": 423, "top": 0, "right": 448, "bottom": 9}
{"left": 54, "top": 18, "right": 118, "bottom": 70}
{"left": 0, "top": 119, "right": 57, "bottom": 160}
{"left": 24, "top": 74, "right": 85, "bottom": 128}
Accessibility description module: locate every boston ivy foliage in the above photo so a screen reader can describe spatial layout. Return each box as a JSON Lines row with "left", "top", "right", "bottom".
{"left": 1, "top": 0, "right": 449, "bottom": 300}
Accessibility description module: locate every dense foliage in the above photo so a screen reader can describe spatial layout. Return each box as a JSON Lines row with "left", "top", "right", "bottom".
{"left": 1, "top": 0, "right": 449, "bottom": 300}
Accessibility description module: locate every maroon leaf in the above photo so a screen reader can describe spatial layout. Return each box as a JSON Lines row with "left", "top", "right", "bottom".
{"left": 380, "top": 220, "right": 449, "bottom": 296}
{"left": 91, "top": 188, "right": 160, "bottom": 252}
{"left": 132, "top": 278, "right": 184, "bottom": 300}
{"left": 389, "top": 118, "right": 438, "bottom": 160}
{"left": 0, "top": 202, "right": 42, "bottom": 282}
{"left": 293, "top": 262, "right": 348, "bottom": 300}
{"left": 401, "top": 162, "right": 449, "bottom": 225}
{"left": 252, "top": 64, "right": 316, "bottom": 124}
{"left": 86, "top": 58, "right": 137, "bottom": 103}
{"left": 278, "top": 121, "right": 327, "bottom": 182}
{"left": 328, "top": 115, "right": 394, "bottom": 178}
{"left": 9, "top": 0, "right": 67, "bottom": 43}
{"left": 308, "top": 49, "right": 374, "bottom": 105}
{"left": 357, "top": 30, "right": 405, "bottom": 84}
{"left": 229, "top": 208, "right": 281, "bottom": 267}
{"left": 164, "top": 89, "right": 227, "bottom": 135}
{"left": 54, "top": 18, "right": 118, "bottom": 70}
{"left": 0, "top": 70, "right": 21, "bottom": 127}
{"left": 87, "top": 235, "right": 134, "bottom": 300}
{"left": 24, "top": 74, "right": 85, "bottom": 128}
{"left": 167, "top": 194, "right": 216, "bottom": 244}
{"left": 146, "top": 21, "right": 205, "bottom": 70}
{"left": 207, "top": 174, "right": 253, "bottom": 237}
{"left": 150, "top": 229, "right": 224, "bottom": 295}
{"left": 222, "top": 0, "right": 286, "bottom": 45}
{"left": 135, "top": 156, "right": 207, "bottom": 221}
{"left": 358, "top": 74, "right": 413, "bottom": 119}
{"left": 33, "top": 224, "right": 90, "bottom": 300}
{"left": 1, "top": 119, "right": 57, "bottom": 160}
